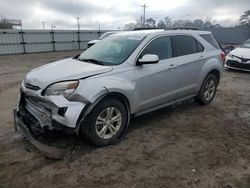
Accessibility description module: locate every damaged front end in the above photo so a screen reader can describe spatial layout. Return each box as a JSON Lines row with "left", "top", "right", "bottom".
{"left": 13, "top": 109, "right": 67, "bottom": 159}
{"left": 13, "top": 82, "right": 87, "bottom": 159}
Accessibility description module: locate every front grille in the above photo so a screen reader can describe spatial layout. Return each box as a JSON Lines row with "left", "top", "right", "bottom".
{"left": 235, "top": 56, "right": 250, "bottom": 63}
{"left": 19, "top": 90, "right": 52, "bottom": 129}
{"left": 24, "top": 82, "right": 40, "bottom": 90}
{"left": 18, "top": 91, "right": 42, "bottom": 133}
{"left": 226, "top": 60, "right": 250, "bottom": 70}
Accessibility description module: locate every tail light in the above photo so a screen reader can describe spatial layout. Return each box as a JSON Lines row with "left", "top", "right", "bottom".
{"left": 220, "top": 51, "right": 225, "bottom": 63}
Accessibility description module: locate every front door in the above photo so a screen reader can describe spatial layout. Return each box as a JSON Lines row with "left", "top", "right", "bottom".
{"left": 133, "top": 36, "right": 178, "bottom": 113}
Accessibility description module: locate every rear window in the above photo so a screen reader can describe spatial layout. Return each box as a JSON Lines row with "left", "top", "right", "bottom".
{"left": 200, "top": 34, "right": 220, "bottom": 49}
{"left": 197, "top": 40, "right": 204, "bottom": 52}
{"left": 172, "top": 35, "right": 204, "bottom": 57}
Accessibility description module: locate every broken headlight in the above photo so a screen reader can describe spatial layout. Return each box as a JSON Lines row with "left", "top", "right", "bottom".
{"left": 44, "top": 80, "right": 79, "bottom": 98}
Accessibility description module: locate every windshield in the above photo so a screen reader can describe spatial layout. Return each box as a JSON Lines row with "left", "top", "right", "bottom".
{"left": 79, "top": 35, "right": 145, "bottom": 65}
{"left": 98, "top": 32, "right": 114, "bottom": 40}
{"left": 241, "top": 40, "right": 250, "bottom": 48}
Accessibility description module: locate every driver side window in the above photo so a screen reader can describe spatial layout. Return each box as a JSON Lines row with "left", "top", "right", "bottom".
{"left": 140, "top": 36, "right": 173, "bottom": 60}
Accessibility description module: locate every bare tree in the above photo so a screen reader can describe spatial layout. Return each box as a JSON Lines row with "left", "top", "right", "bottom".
{"left": 157, "top": 20, "right": 166, "bottom": 29}
{"left": 240, "top": 10, "right": 250, "bottom": 27}
{"left": 123, "top": 21, "right": 140, "bottom": 30}
{"left": 164, "top": 16, "right": 172, "bottom": 28}
{"left": 193, "top": 19, "right": 204, "bottom": 28}
{"left": 172, "top": 20, "right": 185, "bottom": 27}
{"left": 204, "top": 21, "right": 213, "bottom": 28}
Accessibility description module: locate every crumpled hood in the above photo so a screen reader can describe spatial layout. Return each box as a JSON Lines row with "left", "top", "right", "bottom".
{"left": 25, "top": 58, "right": 112, "bottom": 89}
{"left": 230, "top": 48, "right": 250, "bottom": 59}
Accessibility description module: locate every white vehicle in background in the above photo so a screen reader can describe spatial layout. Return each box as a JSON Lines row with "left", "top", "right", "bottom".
{"left": 87, "top": 31, "right": 116, "bottom": 48}
{"left": 225, "top": 39, "right": 250, "bottom": 72}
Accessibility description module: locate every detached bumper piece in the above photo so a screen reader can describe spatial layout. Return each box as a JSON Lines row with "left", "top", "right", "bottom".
{"left": 13, "top": 109, "right": 67, "bottom": 160}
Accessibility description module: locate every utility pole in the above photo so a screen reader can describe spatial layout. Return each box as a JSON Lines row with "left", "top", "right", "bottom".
{"left": 76, "top": 17, "right": 80, "bottom": 31}
{"left": 42, "top": 21, "right": 45, "bottom": 30}
{"left": 140, "top": 15, "right": 143, "bottom": 27}
{"left": 141, "top": 4, "right": 147, "bottom": 27}
{"left": 51, "top": 24, "right": 56, "bottom": 31}
{"left": 76, "top": 17, "right": 80, "bottom": 49}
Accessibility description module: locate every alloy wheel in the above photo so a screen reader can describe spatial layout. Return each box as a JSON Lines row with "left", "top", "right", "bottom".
{"left": 95, "top": 107, "right": 122, "bottom": 139}
{"left": 204, "top": 79, "right": 216, "bottom": 101}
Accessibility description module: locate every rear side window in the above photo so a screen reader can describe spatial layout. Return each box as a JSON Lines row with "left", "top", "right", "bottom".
{"left": 140, "top": 36, "right": 172, "bottom": 60}
{"left": 200, "top": 34, "right": 220, "bottom": 49}
{"left": 172, "top": 35, "right": 203, "bottom": 57}
{"left": 197, "top": 40, "right": 204, "bottom": 52}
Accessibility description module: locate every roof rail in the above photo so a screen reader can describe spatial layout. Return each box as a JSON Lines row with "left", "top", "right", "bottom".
{"left": 132, "top": 27, "right": 164, "bottom": 31}
{"left": 169, "top": 27, "right": 200, "bottom": 30}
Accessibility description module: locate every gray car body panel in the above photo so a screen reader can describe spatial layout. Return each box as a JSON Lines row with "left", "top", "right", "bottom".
{"left": 18, "top": 30, "right": 223, "bottom": 130}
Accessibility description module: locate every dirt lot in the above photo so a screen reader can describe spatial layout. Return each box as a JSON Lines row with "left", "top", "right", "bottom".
{"left": 0, "top": 51, "right": 249, "bottom": 188}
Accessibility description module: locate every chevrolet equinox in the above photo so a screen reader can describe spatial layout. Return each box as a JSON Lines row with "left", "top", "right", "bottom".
{"left": 15, "top": 30, "right": 224, "bottom": 146}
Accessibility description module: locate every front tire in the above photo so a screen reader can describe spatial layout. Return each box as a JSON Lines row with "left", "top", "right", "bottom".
{"left": 195, "top": 74, "right": 218, "bottom": 105}
{"left": 81, "top": 98, "right": 128, "bottom": 146}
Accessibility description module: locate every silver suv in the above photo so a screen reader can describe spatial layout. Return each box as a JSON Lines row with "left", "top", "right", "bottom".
{"left": 15, "top": 30, "right": 224, "bottom": 146}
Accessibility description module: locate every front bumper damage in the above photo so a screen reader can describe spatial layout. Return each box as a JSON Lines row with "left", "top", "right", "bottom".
{"left": 13, "top": 109, "right": 67, "bottom": 159}
{"left": 19, "top": 81, "right": 86, "bottom": 131}
{"left": 13, "top": 82, "right": 88, "bottom": 159}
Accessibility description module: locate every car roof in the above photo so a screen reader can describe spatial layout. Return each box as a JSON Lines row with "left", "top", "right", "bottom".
{"left": 115, "top": 29, "right": 211, "bottom": 38}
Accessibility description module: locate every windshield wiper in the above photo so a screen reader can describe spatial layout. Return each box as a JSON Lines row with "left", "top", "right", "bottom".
{"left": 79, "top": 58, "right": 106, "bottom": 65}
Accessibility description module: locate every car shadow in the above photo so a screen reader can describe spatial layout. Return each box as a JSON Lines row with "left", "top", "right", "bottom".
{"left": 128, "top": 98, "right": 197, "bottom": 131}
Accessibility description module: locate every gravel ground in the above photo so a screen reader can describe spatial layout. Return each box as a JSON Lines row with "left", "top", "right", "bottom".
{"left": 0, "top": 51, "right": 250, "bottom": 188}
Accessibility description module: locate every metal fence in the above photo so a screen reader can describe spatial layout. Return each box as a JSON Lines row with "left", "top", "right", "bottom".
{"left": 0, "top": 27, "right": 249, "bottom": 55}
{"left": 0, "top": 29, "right": 108, "bottom": 55}
{"left": 208, "top": 27, "right": 250, "bottom": 44}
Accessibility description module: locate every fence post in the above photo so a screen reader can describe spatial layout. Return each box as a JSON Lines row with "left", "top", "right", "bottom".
{"left": 19, "top": 30, "right": 26, "bottom": 54}
{"left": 51, "top": 30, "right": 55, "bottom": 52}
{"left": 77, "top": 30, "right": 80, "bottom": 49}
{"left": 98, "top": 29, "right": 101, "bottom": 37}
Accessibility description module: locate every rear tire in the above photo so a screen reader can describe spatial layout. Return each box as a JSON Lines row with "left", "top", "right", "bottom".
{"left": 195, "top": 74, "right": 218, "bottom": 105}
{"left": 81, "top": 98, "right": 128, "bottom": 146}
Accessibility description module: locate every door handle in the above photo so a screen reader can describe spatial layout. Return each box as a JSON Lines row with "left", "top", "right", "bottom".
{"left": 168, "top": 64, "right": 176, "bottom": 70}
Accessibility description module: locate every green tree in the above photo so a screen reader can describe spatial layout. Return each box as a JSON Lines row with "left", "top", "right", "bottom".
{"left": 145, "top": 18, "right": 156, "bottom": 28}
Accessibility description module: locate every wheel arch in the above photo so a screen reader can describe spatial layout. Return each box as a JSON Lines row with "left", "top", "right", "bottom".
{"left": 208, "top": 69, "right": 220, "bottom": 84}
{"left": 75, "top": 91, "right": 131, "bottom": 135}
{"left": 103, "top": 92, "right": 131, "bottom": 114}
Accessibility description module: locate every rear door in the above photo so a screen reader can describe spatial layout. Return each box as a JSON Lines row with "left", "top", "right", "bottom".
{"left": 171, "top": 35, "right": 205, "bottom": 99}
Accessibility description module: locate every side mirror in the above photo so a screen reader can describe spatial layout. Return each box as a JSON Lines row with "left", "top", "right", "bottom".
{"left": 137, "top": 54, "right": 159, "bottom": 65}
{"left": 73, "top": 54, "right": 80, "bottom": 59}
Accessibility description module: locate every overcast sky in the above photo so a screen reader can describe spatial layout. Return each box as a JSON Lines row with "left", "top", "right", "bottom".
{"left": 0, "top": 0, "right": 249, "bottom": 30}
